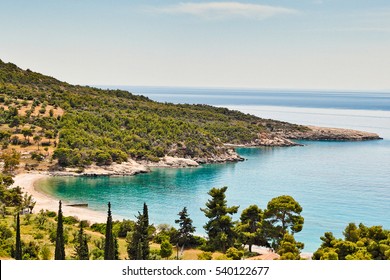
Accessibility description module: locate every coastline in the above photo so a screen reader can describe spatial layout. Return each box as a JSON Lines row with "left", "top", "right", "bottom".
{"left": 13, "top": 172, "right": 108, "bottom": 224}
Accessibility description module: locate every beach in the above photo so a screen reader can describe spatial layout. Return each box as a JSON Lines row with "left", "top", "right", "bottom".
{"left": 12, "top": 172, "right": 108, "bottom": 224}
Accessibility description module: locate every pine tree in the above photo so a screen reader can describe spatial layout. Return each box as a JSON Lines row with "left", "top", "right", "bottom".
{"left": 74, "top": 223, "right": 89, "bottom": 260}
{"left": 54, "top": 200, "right": 65, "bottom": 260}
{"left": 15, "top": 212, "right": 22, "bottom": 260}
{"left": 237, "top": 205, "right": 268, "bottom": 252}
{"left": 104, "top": 202, "right": 115, "bottom": 260}
{"left": 175, "top": 207, "right": 195, "bottom": 250}
{"left": 201, "top": 187, "right": 239, "bottom": 252}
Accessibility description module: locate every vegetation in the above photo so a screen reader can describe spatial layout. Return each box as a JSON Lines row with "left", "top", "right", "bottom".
{"left": 73, "top": 223, "right": 89, "bottom": 260}
{"left": 277, "top": 233, "right": 304, "bottom": 260}
{"left": 263, "top": 195, "right": 304, "bottom": 249}
{"left": 175, "top": 207, "right": 195, "bottom": 250}
{"left": 54, "top": 201, "right": 65, "bottom": 260}
{"left": 201, "top": 186, "right": 239, "bottom": 252}
{"left": 0, "top": 59, "right": 308, "bottom": 169}
{"left": 126, "top": 203, "right": 151, "bottom": 260}
{"left": 104, "top": 202, "right": 115, "bottom": 260}
{"left": 313, "top": 223, "right": 390, "bottom": 260}
{"left": 15, "top": 212, "right": 22, "bottom": 260}
{"left": 236, "top": 204, "right": 267, "bottom": 252}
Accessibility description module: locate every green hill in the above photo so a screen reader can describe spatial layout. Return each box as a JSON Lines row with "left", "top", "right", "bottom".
{"left": 0, "top": 59, "right": 307, "bottom": 169}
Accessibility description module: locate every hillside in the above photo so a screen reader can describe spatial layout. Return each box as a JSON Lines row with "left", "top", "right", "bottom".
{"left": 0, "top": 59, "right": 380, "bottom": 172}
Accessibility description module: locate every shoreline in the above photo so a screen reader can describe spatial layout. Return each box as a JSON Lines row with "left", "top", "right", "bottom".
{"left": 13, "top": 172, "right": 316, "bottom": 257}
{"left": 13, "top": 172, "right": 108, "bottom": 224}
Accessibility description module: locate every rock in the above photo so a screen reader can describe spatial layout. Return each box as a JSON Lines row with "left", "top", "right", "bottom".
{"left": 147, "top": 156, "right": 199, "bottom": 168}
{"left": 283, "top": 126, "right": 382, "bottom": 141}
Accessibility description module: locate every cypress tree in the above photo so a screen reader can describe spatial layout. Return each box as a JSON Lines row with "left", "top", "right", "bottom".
{"left": 142, "top": 202, "right": 150, "bottom": 260}
{"left": 15, "top": 212, "right": 22, "bottom": 260}
{"left": 104, "top": 202, "right": 115, "bottom": 260}
{"left": 74, "top": 223, "right": 89, "bottom": 260}
{"left": 127, "top": 212, "right": 143, "bottom": 260}
{"left": 127, "top": 204, "right": 150, "bottom": 260}
{"left": 55, "top": 200, "right": 65, "bottom": 260}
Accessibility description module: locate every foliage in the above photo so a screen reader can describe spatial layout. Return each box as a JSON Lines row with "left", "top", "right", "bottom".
{"left": 236, "top": 204, "right": 268, "bottom": 252}
{"left": 197, "top": 251, "right": 212, "bottom": 260}
{"left": 175, "top": 207, "right": 195, "bottom": 249}
{"left": 160, "top": 239, "right": 173, "bottom": 259}
{"left": 0, "top": 149, "right": 20, "bottom": 173}
{"left": 15, "top": 213, "right": 22, "bottom": 259}
{"left": 313, "top": 223, "right": 390, "bottom": 260}
{"left": 201, "top": 186, "right": 239, "bottom": 252}
{"left": 277, "top": 233, "right": 304, "bottom": 260}
{"left": 263, "top": 195, "right": 304, "bottom": 249}
{"left": 0, "top": 59, "right": 308, "bottom": 167}
{"left": 74, "top": 223, "right": 89, "bottom": 260}
{"left": 127, "top": 203, "right": 150, "bottom": 260}
{"left": 104, "top": 202, "right": 115, "bottom": 260}
{"left": 225, "top": 247, "right": 244, "bottom": 260}
{"left": 54, "top": 200, "right": 65, "bottom": 260}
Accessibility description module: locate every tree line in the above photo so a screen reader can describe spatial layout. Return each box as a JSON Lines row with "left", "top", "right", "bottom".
{"left": 3, "top": 182, "right": 390, "bottom": 260}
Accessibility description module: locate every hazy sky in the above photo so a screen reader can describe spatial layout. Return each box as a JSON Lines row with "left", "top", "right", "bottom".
{"left": 1, "top": 0, "right": 390, "bottom": 90}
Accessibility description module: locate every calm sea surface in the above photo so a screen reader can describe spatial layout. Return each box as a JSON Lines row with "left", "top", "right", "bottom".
{"left": 38, "top": 87, "right": 390, "bottom": 252}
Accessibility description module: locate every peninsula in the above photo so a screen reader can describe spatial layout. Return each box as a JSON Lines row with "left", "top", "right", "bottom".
{"left": 0, "top": 59, "right": 381, "bottom": 177}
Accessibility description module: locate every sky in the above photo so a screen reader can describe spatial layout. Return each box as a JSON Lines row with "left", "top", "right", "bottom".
{"left": 1, "top": 0, "right": 390, "bottom": 91}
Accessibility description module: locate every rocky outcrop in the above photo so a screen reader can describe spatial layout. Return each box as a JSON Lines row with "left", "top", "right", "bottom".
{"left": 224, "top": 133, "right": 300, "bottom": 148}
{"left": 194, "top": 148, "right": 245, "bottom": 164}
{"left": 281, "top": 126, "right": 382, "bottom": 141}
{"left": 50, "top": 160, "right": 150, "bottom": 176}
{"left": 146, "top": 156, "right": 199, "bottom": 168}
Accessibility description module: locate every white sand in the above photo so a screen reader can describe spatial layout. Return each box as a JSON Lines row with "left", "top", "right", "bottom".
{"left": 12, "top": 173, "right": 107, "bottom": 224}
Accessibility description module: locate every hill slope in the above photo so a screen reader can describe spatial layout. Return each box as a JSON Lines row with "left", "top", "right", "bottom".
{"left": 0, "top": 59, "right": 380, "bottom": 171}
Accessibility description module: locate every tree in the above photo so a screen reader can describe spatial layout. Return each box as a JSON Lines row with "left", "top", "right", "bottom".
{"left": 74, "top": 223, "right": 89, "bottom": 260}
{"left": 142, "top": 202, "right": 150, "bottom": 259}
{"left": 1, "top": 149, "right": 21, "bottom": 173}
{"left": 313, "top": 223, "right": 390, "bottom": 260}
{"left": 263, "top": 195, "right": 304, "bottom": 249}
{"left": 277, "top": 233, "right": 304, "bottom": 260}
{"left": 33, "top": 135, "right": 42, "bottom": 150}
{"left": 15, "top": 212, "right": 22, "bottom": 260}
{"left": 127, "top": 203, "right": 150, "bottom": 260}
{"left": 22, "top": 193, "right": 36, "bottom": 214}
{"left": 54, "top": 200, "right": 65, "bottom": 260}
{"left": 200, "top": 187, "right": 239, "bottom": 252}
{"left": 160, "top": 239, "right": 173, "bottom": 259}
{"left": 175, "top": 207, "right": 195, "bottom": 252}
{"left": 104, "top": 202, "right": 115, "bottom": 260}
{"left": 21, "top": 128, "right": 33, "bottom": 144}
{"left": 236, "top": 205, "right": 267, "bottom": 252}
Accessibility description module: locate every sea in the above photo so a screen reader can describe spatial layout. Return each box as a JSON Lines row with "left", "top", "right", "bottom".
{"left": 38, "top": 87, "right": 390, "bottom": 252}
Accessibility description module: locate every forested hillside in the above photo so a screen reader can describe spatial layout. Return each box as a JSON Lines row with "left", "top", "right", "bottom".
{"left": 0, "top": 59, "right": 307, "bottom": 168}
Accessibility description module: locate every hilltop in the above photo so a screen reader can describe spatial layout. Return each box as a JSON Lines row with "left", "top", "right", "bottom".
{"left": 0, "top": 59, "right": 381, "bottom": 173}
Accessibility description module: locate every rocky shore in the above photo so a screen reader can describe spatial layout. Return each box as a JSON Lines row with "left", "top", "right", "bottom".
{"left": 31, "top": 126, "right": 382, "bottom": 177}
{"left": 281, "top": 125, "right": 382, "bottom": 141}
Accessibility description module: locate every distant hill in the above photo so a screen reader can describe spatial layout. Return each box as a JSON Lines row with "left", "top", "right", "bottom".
{"left": 0, "top": 59, "right": 309, "bottom": 170}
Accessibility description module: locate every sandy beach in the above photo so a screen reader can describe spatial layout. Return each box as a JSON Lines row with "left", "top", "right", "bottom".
{"left": 12, "top": 172, "right": 108, "bottom": 224}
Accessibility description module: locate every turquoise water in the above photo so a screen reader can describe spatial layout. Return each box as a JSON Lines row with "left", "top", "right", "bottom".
{"left": 38, "top": 89, "right": 390, "bottom": 252}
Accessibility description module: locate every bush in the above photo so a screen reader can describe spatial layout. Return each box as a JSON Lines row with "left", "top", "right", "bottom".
{"left": 226, "top": 247, "right": 244, "bottom": 260}
{"left": 95, "top": 151, "right": 112, "bottom": 166}
{"left": 62, "top": 216, "right": 79, "bottom": 225}
{"left": 197, "top": 251, "right": 212, "bottom": 260}
{"left": 90, "top": 223, "right": 106, "bottom": 235}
